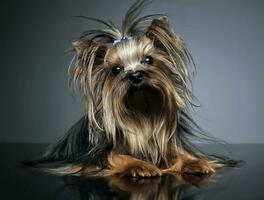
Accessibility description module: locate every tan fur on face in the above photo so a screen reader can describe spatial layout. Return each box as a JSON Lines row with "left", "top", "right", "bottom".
{"left": 106, "top": 36, "right": 154, "bottom": 71}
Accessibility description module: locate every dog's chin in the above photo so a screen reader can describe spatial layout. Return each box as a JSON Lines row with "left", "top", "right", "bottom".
{"left": 124, "top": 85, "right": 164, "bottom": 118}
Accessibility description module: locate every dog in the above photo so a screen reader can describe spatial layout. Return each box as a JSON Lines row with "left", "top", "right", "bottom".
{"left": 31, "top": 0, "right": 237, "bottom": 177}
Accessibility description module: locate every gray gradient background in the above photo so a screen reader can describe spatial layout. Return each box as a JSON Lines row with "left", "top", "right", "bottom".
{"left": 1, "top": 0, "right": 263, "bottom": 143}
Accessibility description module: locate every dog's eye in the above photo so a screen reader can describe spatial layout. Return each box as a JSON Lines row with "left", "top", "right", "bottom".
{"left": 112, "top": 65, "right": 124, "bottom": 75}
{"left": 141, "top": 56, "right": 154, "bottom": 65}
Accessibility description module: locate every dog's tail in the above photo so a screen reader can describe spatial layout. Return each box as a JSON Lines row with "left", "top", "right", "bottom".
{"left": 22, "top": 115, "right": 112, "bottom": 175}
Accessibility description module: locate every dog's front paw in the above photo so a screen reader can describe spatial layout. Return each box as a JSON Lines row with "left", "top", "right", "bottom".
{"left": 182, "top": 159, "right": 215, "bottom": 174}
{"left": 107, "top": 154, "right": 161, "bottom": 177}
{"left": 125, "top": 164, "right": 161, "bottom": 177}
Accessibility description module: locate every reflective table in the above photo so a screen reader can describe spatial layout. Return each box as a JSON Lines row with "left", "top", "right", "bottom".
{"left": 0, "top": 144, "right": 263, "bottom": 200}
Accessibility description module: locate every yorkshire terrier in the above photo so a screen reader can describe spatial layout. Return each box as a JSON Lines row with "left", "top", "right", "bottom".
{"left": 31, "top": 0, "right": 236, "bottom": 177}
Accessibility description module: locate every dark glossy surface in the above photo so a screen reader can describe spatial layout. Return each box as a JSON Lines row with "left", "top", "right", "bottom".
{"left": 0, "top": 144, "right": 263, "bottom": 200}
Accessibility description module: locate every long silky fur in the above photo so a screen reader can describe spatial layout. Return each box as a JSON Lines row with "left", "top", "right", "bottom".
{"left": 25, "top": 0, "right": 238, "bottom": 175}
{"left": 24, "top": 116, "right": 112, "bottom": 174}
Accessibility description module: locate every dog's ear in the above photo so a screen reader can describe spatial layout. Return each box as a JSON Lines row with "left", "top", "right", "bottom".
{"left": 72, "top": 39, "right": 107, "bottom": 70}
{"left": 71, "top": 39, "right": 108, "bottom": 87}
{"left": 145, "top": 16, "right": 185, "bottom": 53}
{"left": 155, "top": 16, "right": 170, "bottom": 28}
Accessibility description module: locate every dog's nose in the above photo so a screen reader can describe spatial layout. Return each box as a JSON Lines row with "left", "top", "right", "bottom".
{"left": 129, "top": 71, "right": 143, "bottom": 84}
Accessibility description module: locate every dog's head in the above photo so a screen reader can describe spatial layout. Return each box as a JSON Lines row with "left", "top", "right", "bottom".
{"left": 70, "top": 1, "right": 195, "bottom": 163}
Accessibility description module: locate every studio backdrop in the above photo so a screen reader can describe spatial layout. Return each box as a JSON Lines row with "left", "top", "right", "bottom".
{"left": 1, "top": 0, "right": 263, "bottom": 143}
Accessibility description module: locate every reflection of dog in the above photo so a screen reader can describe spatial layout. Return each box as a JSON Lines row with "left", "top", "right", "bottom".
{"left": 62, "top": 173, "right": 215, "bottom": 200}
{"left": 33, "top": 0, "right": 237, "bottom": 176}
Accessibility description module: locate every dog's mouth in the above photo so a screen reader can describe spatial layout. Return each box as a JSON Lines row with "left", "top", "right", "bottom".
{"left": 125, "top": 85, "right": 164, "bottom": 117}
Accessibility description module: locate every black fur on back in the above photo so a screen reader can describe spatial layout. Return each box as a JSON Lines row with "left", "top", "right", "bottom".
{"left": 24, "top": 116, "right": 112, "bottom": 170}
